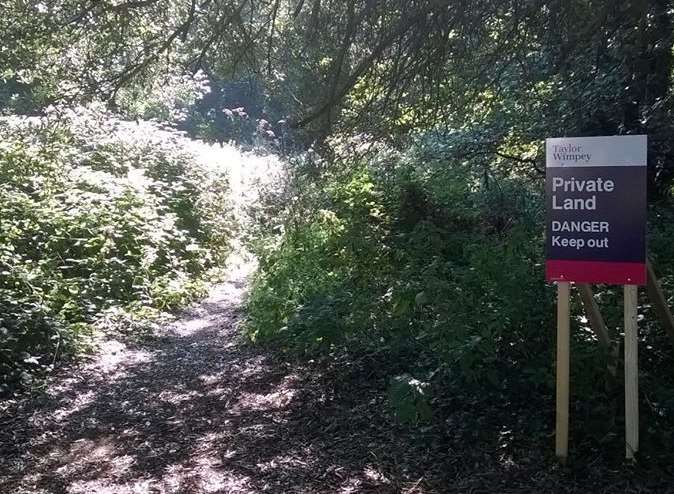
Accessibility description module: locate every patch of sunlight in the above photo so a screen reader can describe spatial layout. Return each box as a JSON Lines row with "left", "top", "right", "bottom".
{"left": 64, "top": 435, "right": 118, "bottom": 462}
{"left": 68, "top": 478, "right": 155, "bottom": 494}
{"left": 255, "top": 454, "right": 310, "bottom": 473}
{"left": 233, "top": 373, "right": 300, "bottom": 412}
{"left": 161, "top": 459, "right": 252, "bottom": 494}
{"left": 363, "top": 465, "right": 390, "bottom": 483}
{"left": 233, "top": 355, "right": 269, "bottom": 378}
{"left": 126, "top": 167, "right": 150, "bottom": 192}
{"left": 93, "top": 339, "right": 154, "bottom": 375}
{"left": 198, "top": 371, "right": 227, "bottom": 386}
{"left": 497, "top": 425, "right": 517, "bottom": 469}
{"left": 206, "top": 279, "right": 249, "bottom": 305}
{"left": 193, "top": 431, "right": 232, "bottom": 457}
{"left": 157, "top": 389, "right": 200, "bottom": 404}
{"left": 51, "top": 390, "right": 96, "bottom": 422}
{"left": 236, "top": 388, "right": 296, "bottom": 411}
{"left": 45, "top": 339, "right": 155, "bottom": 401}
{"left": 339, "top": 478, "right": 364, "bottom": 493}
{"left": 42, "top": 435, "right": 135, "bottom": 489}
{"left": 62, "top": 452, "right": 136, "bottom": 480}
{"left": 338, "top": 465, "right": 392, "bottom": 493}
{"left": 170, "top": 315, "right": 217, "bottom": 337}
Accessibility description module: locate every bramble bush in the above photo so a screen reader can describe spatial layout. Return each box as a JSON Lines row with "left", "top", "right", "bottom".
{"left": 0, "top": 106, "right": 233, "bottom": 394}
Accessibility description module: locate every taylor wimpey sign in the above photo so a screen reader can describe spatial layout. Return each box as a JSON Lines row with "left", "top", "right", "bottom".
{"left": 546, "top": 135, "right": 647, "bottom": 285}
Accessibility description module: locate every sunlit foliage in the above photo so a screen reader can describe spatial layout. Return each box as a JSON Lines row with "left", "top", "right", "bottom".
{"left": 0, "top": 106, "right": 233, "bottom": 393}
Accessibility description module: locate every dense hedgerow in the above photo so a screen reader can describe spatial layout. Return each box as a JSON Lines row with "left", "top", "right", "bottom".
{"left": 0, "top": 106, "right": 233, "bottom": 394}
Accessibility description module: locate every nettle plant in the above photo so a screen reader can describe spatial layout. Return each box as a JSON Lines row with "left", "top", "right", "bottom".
{"left": 0, "top": 105, "right": 233, "bottom": 394}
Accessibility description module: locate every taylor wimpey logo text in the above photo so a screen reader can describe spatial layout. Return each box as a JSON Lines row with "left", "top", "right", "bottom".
{"left": 552, "top": 144, "right": 591, "bottom": 164}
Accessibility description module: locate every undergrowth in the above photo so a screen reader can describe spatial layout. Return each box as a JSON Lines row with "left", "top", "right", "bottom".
{"left": 0, "top": 106, "right": 234, "bottom": 394}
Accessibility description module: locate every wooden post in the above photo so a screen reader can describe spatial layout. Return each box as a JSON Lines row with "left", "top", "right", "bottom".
{"left": 556, "top": 282, "right": 570, "bottom": 463}
{"left": 646, "top": 260, "right": 674, "bottom": 346}
{"left": 577, "top": 283, "right": 611, "bottom": 349}
{"left": 624, "top": 284, "right": 639, "bottom": 459}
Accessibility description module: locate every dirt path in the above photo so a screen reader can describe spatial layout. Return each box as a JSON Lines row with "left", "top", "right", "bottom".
{"left": 0, "top": 252, "right": 445, "bottom": 494}
{"left": 0, "top": 250, "right": 384, "bottom": 494}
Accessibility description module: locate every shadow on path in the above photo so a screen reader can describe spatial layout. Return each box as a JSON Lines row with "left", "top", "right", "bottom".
{"left": 0, "top": 267, "right": 433, "bottom": 494}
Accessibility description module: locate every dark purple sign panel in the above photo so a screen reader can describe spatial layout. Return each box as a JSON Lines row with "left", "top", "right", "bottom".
{"left": 546, "top": 136, "right": 647, "bottom": 285}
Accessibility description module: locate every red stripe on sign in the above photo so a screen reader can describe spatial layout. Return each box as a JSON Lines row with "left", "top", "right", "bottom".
{"left": 546, "top": 259, "right": 646, "bottom": 285}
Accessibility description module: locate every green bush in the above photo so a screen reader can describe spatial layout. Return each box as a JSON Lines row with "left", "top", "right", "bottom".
{"left": 388, "top": 373, "right": 433, "bottom": 425}
{"left": 246, "top": 136, "right": 553, "bottom": 382}
{"left": 246, "top": 133, "right": 674, "bottom": 416}
{"left": 0, "top": 107, "right": 233, "bottom": 394}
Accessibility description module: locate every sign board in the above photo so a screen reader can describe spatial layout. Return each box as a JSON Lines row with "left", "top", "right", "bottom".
{"left": 546, "top": 135, "right": 647, "bottom": 285}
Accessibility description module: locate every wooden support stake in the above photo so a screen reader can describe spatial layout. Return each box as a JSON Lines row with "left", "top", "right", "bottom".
{"left": 624, "top": 284, "right": 639, "bottom": 459}
{"left": 646, "top": 260, "right": 674, "bottom": 346}
{"left": 577, "top": 283, "right": 610, "bottom": 349}
{"left": 556, "top": 282, "right": 570, "bottom": 463}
